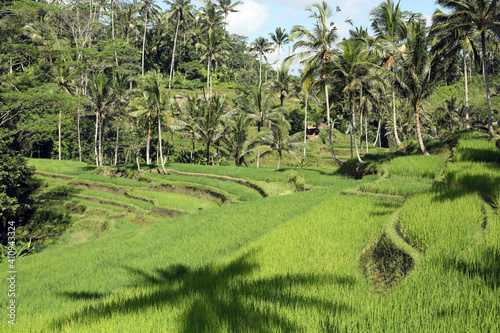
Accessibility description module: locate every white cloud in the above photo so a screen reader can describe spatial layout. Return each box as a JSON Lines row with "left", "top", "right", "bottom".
{"left": 227, "top": 1, "right": 270, "bottom": 37}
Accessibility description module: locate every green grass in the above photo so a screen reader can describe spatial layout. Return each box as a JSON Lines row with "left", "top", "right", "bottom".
{"left": 453, "top": 139, "right": 500, "bottom": 163}
{"left": 389, "top": 155, "right": 446, "bottom": 179}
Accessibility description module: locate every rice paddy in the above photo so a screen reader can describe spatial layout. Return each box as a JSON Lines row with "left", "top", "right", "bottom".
{"left": 1, "top": 137, "right": 499, "bottom": 332}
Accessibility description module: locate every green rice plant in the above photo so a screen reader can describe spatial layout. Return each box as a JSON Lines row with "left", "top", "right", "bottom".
{"left": 389, "top": 155, "right": 445, "bottom": 179}
{"left": 398, "top": 189, "right": 483, "bottom": 253}
{"left": 358, "top": 176, "right": 435, "bottom": 197}
{"left": 445, "top": 162, "right": 500, "bottom": 206}
{"left": 453, "top": 139, "right": 500, "bottom": 163}
{"left": 28, "top": 159, "right": 95, "bottom": 175}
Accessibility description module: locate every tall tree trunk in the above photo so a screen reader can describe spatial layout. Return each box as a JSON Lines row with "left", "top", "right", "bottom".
{"left": 392, "top": 88, "right": 402, "bottom": 146}
{"left": 256, "top": 151, "right": 260, "bottom": 168}
{"left": 481, "top": 32, "right": 494, "bottom": 138}
{"left": 58, "top": 109, "right": 62, "bottom": 160}
{"left": 365, "top": 108, "right": 368, "bottom": 153}
{"left": 374, "top": 110, "right": 382, "bottom": 148}
{"left": 276, "top": 46, "right": 280, "bottom": 81}
{"left": 359, "top": 90, "right": 363, "bottom": 155}
{"left": 351, "top": 91, "right": 364, "bottom": 164}
{"left": 167, "top": 130, "right": 173, "bottom": 164}
{"left": 190, "top": 136, "right": 194, "bottom": 164}
{"left": 141, "top": 14, "right": 147, "bottom": 78}
{"left": 206, "top": 141, "right": 210, "bottom": 165}
{"left": 136, "top": 154, "right": 141, "bottom": 171}
{"left": 303, "top": 94, "right": 308, "bottom": 159}
{"left": 99, "top": 116, "right": 103, "bottom": 166}
{"left": 146, "top": 123, "right": 151, "bottom": 165}
{"left": 112, "top": 2, "right": 118, "bottom": 66}
{"left": 158, "top": 113, "right": 166, "bottom": 173}
{"left": 325, "top": 83, "right": 343, "bottom": 166}
{"left": 169, "top": 16, "right": 181, "bottom": 90}
{"left": 207, "top": 59, "right": 211, "bottom": 100}
{"left": 114, "top": 124, "right": 120, "bottom": 166}
{"left": 415, "top": 100, "right": 429, "bottom": 155}
{"left": 464, "top": 51, "right": 470, "bottom": 129}
{"left": 95, "top": 112, "right": 99, "bottom": 166}
{"left": 277, "top": 150, "right": 281, "bottom": 170}
{"left": 259, "top": 54, "right": 262, "bottom": 86}
{"left": 78, "top": 110, "right": 82, "bottom": 162}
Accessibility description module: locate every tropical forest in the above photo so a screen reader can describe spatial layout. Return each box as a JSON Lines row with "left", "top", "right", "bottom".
{"left": 1, "top": 0, "right": 500, "bottom": 331}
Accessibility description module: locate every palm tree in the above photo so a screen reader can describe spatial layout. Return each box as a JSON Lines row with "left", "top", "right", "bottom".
{"left": 164, "top": 0, "right": 195, "bottom": 90}
{"left": 270, "top": 118, "right": 302, "bottom": 170}
{"left": 250, "top": 37, "right": 272, "bottom": 86}
{"left": 199, "top": 1, "right": 225, "bottom": 33}
{"left": 136, "top": 0, "right": 161, "bottom": 77}
{"left": 111, "top": 72, "right": 132, "bottom": 166}
{"left": 274, "top": 63, "right": 293, "bottom": 106}
{"left": 430, "top": 20, "right": 477, "bottom": 130}
{"left": 130, "top": 72, "right": 169, "bottom": 171}
{"left": 197, "top": 28, "right": 228, "bottom": 100}
{"left": 193, "top": 94, "right": 226, "bottom": 164}
{"left": 432, "top": 0, "right": 497, "bottom": 136}
{"left": 217, "top": 0, "right": 242, "bottom": 26}
{"left": 182, "top": 95, "right": 206, "bottom": 163}
{"left": 88, "top": 73, "right": 114, "bottom": 166}
{"left": 394, "top": 21, "right": 443, "bottom": 155}
{"left": 370, "top": 0, "right": 406, "bottom": 147}
{"left": 269, "top": 27, "right": 290, "bottom": 79}
{"left": 288, "top": 1, "right": 343, "bottom": 166}
{"left": 330, "top": 39, "right": 382, "bottom": 164}
{"left": 53, "top": 66, "right": 74, "bottom": 161}
{"left": 244, "top": 82, "right": 286, "bottom": 132}
{"left": 219, "top": 113, "right": 269, "bottom": 166}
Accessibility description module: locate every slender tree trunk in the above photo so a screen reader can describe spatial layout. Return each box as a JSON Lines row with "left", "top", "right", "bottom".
{"left": 114, "top": 124, "right": 120, "bottom": 166}
{"left": 481, "top": 32, "right": 494, "bottom": 138}
{"left": 99, "top": 116, "right": 103, "bottom": 166}
{"left": 464, "top": 51, "right": 470, "bottom": 129}
{"left": 158, "top": 113, "right": 166, "bottom": 173}
{"left": 277, "top": 150, "right": 281, "bottom": 170}
{"left": 167, "top": 130, "right": 173, "bottom": 164}
{"left": 58, "top": 109, "right": 62, "bottom": 160}
{"left": 78, "top": 110, "right": 82, "bottom": 162}
{"left": 365, "top": 108, "right": 368, "bottom": 153}
{"left": 325, "top": 83, "right": 343, "bottom": 166}
{"left": 392, "top": 88, "right": 402, "bottom": 146}
{"left": 207, "top": 60, "right": 211, "bottom": 100}
{"left": 125, "top": 149, "right": 129, "bottom": 164}
{"left": 136, "top": 154, "right": 141, "bottom": 171}
{"left": 112, "top": 2, "right": 118, "bottom": 66}
{"left": 303, "top": 94, "right": 308, "bottom": 159}
{"left": 190, "top": 136, "right": 194, "bottom": 164}
{"left": 206, "top": 141, "right": 210, "bottom": 165}
{"left": 276, "top": 47, "right": 280, "bottom": 81}
{"left": 169, "top": 16, "right": 181, "bottom": 90}
{"left": 95, "top": 112, "right": 99, "bottom": 166}
{"left": 415, "top": 100, "right": 429, "bottom": 155}
{"left": 349, "top": 124, "right": 353, "bottom": 158}
{"left": 259, "top": 54, "right": 262, "bottom": 86}
{"left": 374, "top": 111, "right": 382, "bottom": 147}
{"left": 146, "top": 123, "right": 151, "bottom": 165}
{"left": 351, "top": 91, "right": 364, "bottom": 164}
{"left": 359, "top": 90, "right": 363, "bottom": 155}
{"left": 141, "top": 14, "right": 147, "bottom": 78}
{"left": 256, "top": 151, "right": 260, "bottom": 168}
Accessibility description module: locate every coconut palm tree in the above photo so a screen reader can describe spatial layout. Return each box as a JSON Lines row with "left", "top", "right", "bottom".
{"left": 330, "top": 39, "right": 382, "bottom": 164}
{"left": 394, "top": 21, "right": 444, "bottom": 155}
{"left": 219, "top": 113, "right": 270, "bottom": 166}
{"left": 288, "top": 1, "right": 343, "bottom": 166}
{"left": 164, "top": 0, "right": 195, "bottom": 89}
{"left": 136, "top": 0, "right": 161, "bottom": 77}
{"left": 130, "top": 72, "right": 169, "bottom": 172}
{"left": 53, "top": 66, "right": 74, "bottom": 161}
{"left": 197, "top": 28, "right": 228, "bottom": 100}
{"left": 182, "top": 95, "right": 206, "bottom": 163}
{"left": 88, "top": 73, "right": 114, "bottom": 166}
{"left": 110, "top": 72, "right": 132, "bottom": 166}
{"left": 245, "top": 82, "right": 286, "bottom": 132}
{"left": 273, "top": 63, "right": 293, "bottom": 106}
{"left": 269, "top": 27, "right": 290, "bottom": 79}
{"left": 217, "top": 0, "right": 242, "bottom": 26}
{"left": 270, "top": 118, "right": 302, "bottom": 169}
{"left": 370, "top": 0, "right": 406, "bottom": 147}
{"left": 193, "top": 94, "right": 226, "bottom": 164}
{"left": 432, "top": 0, "right": 497, "bottom": 136}
{"left": 250, "top": 37, "right": 273, "bottom": 86}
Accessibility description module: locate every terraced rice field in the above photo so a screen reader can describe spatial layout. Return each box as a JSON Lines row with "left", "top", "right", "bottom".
{"left": 1, "top": 137, "right": 499, "bottom": 332}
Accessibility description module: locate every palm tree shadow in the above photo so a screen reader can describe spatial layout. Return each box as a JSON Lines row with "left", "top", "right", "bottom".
{"left": 53, "top": 250, "right": 352, "bottom": 331}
